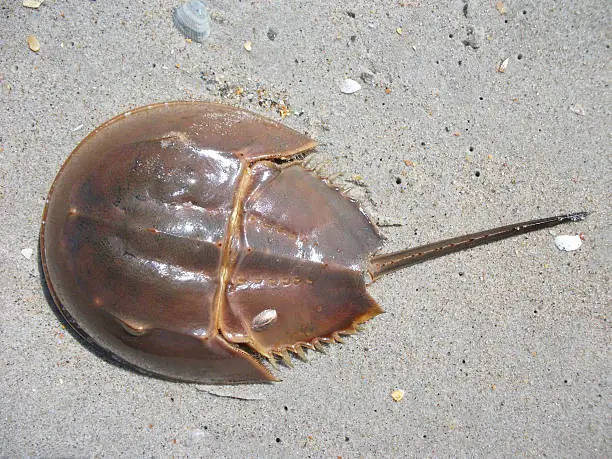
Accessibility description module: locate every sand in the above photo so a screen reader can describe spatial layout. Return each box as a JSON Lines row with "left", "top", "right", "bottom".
{"left": 1, "top": 1, "right": 609, "bottom": 457}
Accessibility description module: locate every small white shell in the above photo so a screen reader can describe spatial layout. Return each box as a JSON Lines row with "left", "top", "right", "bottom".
{"left": 340, "top": 79, "right": 361, "bottom": 94}
{"left": 23, "top": 0, "right": 44, "bottom": 9}
{"left": 496, "top": 58, "right": 509, "bottom": 73}
{"left": 173, "top": 1, "right": 211, "bottom": 43}
{"left": 251, "top": 309, "right": 278, "bottom": 331}
{"left": 554, "top": 235, "right": 583, "bottom": 252}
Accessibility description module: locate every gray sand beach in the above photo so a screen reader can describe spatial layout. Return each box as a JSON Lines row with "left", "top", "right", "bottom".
{"left": 1, "top": 1, "right": 609, "bottom": 456}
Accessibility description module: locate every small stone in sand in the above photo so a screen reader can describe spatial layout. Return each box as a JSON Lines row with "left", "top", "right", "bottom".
{"left": 27, "top": 35, "right": 40, "bottom": 52}
{"left": 391, "top": 389, "right": 405, "bottom": 402}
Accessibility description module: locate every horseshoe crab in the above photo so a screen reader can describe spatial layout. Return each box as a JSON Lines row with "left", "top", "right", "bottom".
{"left": 40, "top": 102, "right": 586, "bottom": 384}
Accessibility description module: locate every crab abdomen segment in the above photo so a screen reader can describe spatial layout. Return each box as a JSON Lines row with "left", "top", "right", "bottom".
{"left": 223, "top": 252, "right": 382, "bottom": 356}
{"left": 221, "top": 161, "right": 384, "bottom": 357}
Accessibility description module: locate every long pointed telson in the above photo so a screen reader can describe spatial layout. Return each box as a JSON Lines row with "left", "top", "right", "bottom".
{"left": 40, "top": 101, "right": 590, "bottom": 384}
{"left": 368, "top": 212, "right": 588, "bottom": 280}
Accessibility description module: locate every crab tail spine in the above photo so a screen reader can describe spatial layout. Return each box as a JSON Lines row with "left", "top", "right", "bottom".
{"left": 367, "top": 211, "right": 588, "bottom": 280}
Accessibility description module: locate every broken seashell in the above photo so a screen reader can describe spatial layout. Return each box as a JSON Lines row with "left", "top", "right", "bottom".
{"left": 496, "top": 57, "right": 509, "bottom": 73}
{"left": 23, "top": 0, "right": 44, "bottom": 8}
{"left": 173, "top": 1, "right": 211, "bottom": 43}
{"left": 340, "top": 79, "right": 361, "bottom": 94}
{"left": 554, "top": 234, "right": 582, "bottom": 252}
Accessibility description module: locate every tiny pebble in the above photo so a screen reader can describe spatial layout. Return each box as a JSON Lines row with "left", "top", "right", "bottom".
{"left": 26, "top": 35, "right": 40, "bottom": 52}
{"left": 396, "top": 27, "right": 403, "bottom": 35}
{"left": 554, "top": 235, "right": 583, "bottom": 252}
{"left": 391, "top": 389, "right": 405, "bottom": 402}
{"left": 21, "top": 248, "right": 34, "bottom": 259}
{"left": 244, "top": 41, "right": 252, "bottom": 52}
{"left": 266, "top": 28, "right": 277, "bottom": 41}
{"left": 340, "top": 79, "right": 361, "bottom": 94}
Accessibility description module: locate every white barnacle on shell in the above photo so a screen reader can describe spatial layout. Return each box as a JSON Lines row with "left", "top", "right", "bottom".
{"left": 251, "top": 309, "right": 278, "bottom": 331}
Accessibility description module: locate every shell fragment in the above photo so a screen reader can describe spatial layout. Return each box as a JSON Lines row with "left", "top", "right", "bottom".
{"left": 340, "top": 79, "right": 361, "bottom": 94}
{"left": 26, "top": 35, "right": 40, "bottom": 52}
{"left": 23, "top": 0, "right": 44, "bottom": 8}
{"left": 554, "top": 235, "right": 582, "bottom": 252}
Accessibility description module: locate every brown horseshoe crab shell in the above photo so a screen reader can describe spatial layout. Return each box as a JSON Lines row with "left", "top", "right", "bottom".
{"left": 41, "top": 102, "right": 586, "bottom": 384}
{"left": 41, "top": 102, "right": 384, "bottom": 383}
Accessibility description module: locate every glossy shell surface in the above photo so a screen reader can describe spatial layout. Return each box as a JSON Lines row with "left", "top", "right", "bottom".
{"left": 41, "top": 102, "right": 384, "bottom": 383}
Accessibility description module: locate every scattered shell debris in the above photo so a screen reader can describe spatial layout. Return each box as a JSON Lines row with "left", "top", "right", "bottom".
{"left": 554, "top": 234, "right": 583, "bottom": 252}
{"left": 21, "top": 248, "right": 34, "bottom": 260}
{"left": 173, "top": 0, "right": 211, "bottom": 43}
{"left": 496, "top": 58, "right": 509, "bottom": 73}
{"left": 26, "top": 35, "right": 40, "bottom": 52}
{"left": 23, "top": 0, "right": 44, "bottom": 8}
{"left": 340, "top": 79, "right": 361, "bottom": 94}
{"left": 391, "top": 389, "right": 405, "bottom": 402}
{"left": 199, "top": 73, "right": 294, "bottom": 118}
